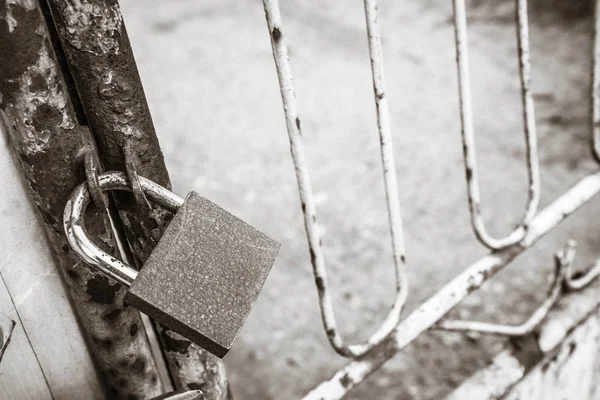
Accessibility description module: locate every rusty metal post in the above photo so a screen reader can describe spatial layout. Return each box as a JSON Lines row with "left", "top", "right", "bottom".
{"left": 0, "top": 1, "right": 164, "bottom": 399}
{"left": 42, "top": 0, "right": 230, "bottom": 397}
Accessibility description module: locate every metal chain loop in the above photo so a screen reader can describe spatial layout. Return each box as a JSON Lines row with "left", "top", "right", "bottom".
{"left": 124, "top": 137, "right": 151, "bottom": 211}
{"left": 75, "top": 126, "right": 109, "bottom": 210}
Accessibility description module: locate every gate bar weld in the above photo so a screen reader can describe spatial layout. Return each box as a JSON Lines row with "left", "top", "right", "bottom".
{"left": 432, "top": 241, "right": 584, "bottom": 337}
{"left": 454, "top": 0, "right": 540, "bottom": 250}
{"left": 263, "top": 0, "right": 408, "bottom": 358}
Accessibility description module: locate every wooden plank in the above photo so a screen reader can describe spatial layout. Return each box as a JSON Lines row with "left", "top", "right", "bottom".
{"left": 0, "top": 278, "right": 51, "bottom": 400}
{"left": 0, "top": 120, "right": 103, "bottom": 398}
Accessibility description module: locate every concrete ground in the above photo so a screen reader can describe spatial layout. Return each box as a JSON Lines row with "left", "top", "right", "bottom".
{"left": 120, "top": 1, "right": 599, "bottom": 398}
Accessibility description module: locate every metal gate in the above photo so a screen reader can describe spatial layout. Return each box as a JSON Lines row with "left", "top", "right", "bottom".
{"left": 1, "top": 0, "right": 599, "bottom": 399}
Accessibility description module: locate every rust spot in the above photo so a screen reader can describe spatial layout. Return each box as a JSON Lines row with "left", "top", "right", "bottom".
{"left": 567, "top": 341, "right": 577, "bottom": 356}
{"left": 103, "top": 308, "right": 122, "bottom": 323}
{"left": 161, "top": 330, "right": 192, "bottom": 354}
{"left": 309, "top": 247, "right": 317, "bottom": 266}
{"left": 188, "top": 382, "right": 204, "bottom": 390}
{"left": 31, "top": 103, "right": 62, "bottom": 132}
{"left": 465, "top": 166, "right": 473, "bottom": 181}
{"left": 131, "top": 356, "right": 147, "bottom": 374}
{"left": 86, "top": 275, "right": 121, "bottom": 304}
{"left": 339, "top": 373, "right": 353, "bottom": 388}
{"left": 272, "top": 27, "right": 281, "bottom": 41}
{"left": 326, "top": 328, "right": 336, "bottom": 338}
{"left": 92, "top": 336, "right": 114, "bottom": 350}
{"left": 315, "top": 277, "right": 325, "bottom": 292}
{"left": 29, "top": 74, "right": 47, "bottom": 91}
{"left": 65, "top": 268, "right": 79, "bottom": 282}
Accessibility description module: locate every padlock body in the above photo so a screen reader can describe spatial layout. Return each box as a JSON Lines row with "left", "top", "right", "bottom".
{"left": 125, "top": 191, "right": 279, "bottom": 357}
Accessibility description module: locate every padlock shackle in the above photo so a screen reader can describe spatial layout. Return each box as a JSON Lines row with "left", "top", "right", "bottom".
{"left": 64, "top": 172, "right": 184, "bottom": 287}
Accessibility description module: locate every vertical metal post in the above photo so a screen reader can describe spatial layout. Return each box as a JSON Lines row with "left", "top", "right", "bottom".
{"left": 0, "top": 1, "right": 164, "bottom": 399}
{"left": 42, "top": 0, "right": 230, "bottom": 398}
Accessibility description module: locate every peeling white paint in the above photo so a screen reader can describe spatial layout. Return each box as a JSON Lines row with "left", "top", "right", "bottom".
{"left": 61, "top": 1, "right": 122, "bottom": 56}
{"left": 4, "top": 38, "right": 75, "bottom": 155}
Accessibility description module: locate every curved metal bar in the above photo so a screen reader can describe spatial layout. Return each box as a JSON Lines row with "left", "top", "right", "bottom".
{"left": 263, "top": 0, "right": 409, "bottom": 358}
{"left": 561, "top": 240, "right": 600, "bottom": 291}
{"left": 433, "top": 243, "right": 569, "bottom": 336}
{"left": 453, "top": 0, "right": 540, "bottom": 250}
{"left": 64, "top": 172, "right": 183, "bottom": 287}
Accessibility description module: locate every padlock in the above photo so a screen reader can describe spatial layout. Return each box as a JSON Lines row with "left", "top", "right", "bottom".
{"left": 64, "top": 172, "right": 279, "bottom": 358}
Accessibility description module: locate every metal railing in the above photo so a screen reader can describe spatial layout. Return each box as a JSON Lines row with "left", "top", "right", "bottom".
{"left": 261, "top": 0, "right": 600, "bottom": 398}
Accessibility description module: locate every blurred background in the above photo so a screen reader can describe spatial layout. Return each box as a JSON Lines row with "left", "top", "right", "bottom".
{"left": 119, "top": 0, "right": 599, "bottom": 398}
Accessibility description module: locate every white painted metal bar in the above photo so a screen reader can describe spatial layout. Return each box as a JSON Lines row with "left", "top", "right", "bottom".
{"left": 262, "top": 0, "right": 408, "bottom": 358}
{"left": 453, "top": 0, "right": 540, "bottom": 250}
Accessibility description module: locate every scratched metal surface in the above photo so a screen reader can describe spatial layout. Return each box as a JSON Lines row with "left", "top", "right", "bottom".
{"left": 120, "top": 0, "right": 599, "bottom": 399}
{"left": 43, "top": 1, "right": 231, "bottom": 396}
